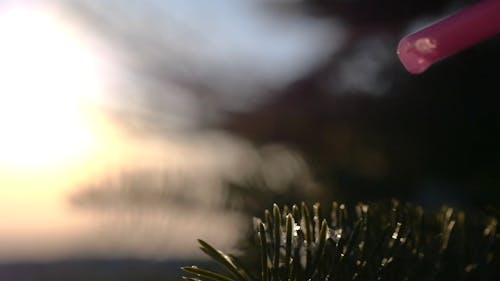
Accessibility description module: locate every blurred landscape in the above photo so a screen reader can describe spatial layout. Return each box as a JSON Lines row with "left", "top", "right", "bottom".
{"left": 0, "top": 0, "right": 499, "bottom": 280}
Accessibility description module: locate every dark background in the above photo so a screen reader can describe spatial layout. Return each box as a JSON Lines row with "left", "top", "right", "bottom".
{"left": 222, "top": 0, "right": 500, "bottom": 209}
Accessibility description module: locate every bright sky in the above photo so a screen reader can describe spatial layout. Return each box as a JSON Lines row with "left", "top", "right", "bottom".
{"left": 0, "top": 3, "right": 251, "bottom": 261}
{"left": 0, "top": 1, "right": 125, "bottom": 260}
{"left": 0, "top": 6, "right": 101, "bottom": 168}
{"left": 0, "top": 0, "right": 323, "bottom": 261}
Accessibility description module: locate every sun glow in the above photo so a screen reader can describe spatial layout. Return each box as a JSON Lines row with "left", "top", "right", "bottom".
{"left": 0, "top": 6, "right": 105, "bottom": 170}
{"left": 0, "top": 4, "right": 128, "bottom": 259}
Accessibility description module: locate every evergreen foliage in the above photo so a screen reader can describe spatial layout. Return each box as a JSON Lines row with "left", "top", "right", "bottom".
{"left": 182, "top": 201, "right": 499, "bottom": 281}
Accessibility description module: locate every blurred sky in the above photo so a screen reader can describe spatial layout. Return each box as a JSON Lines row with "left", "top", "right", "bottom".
{"left": 64, "top": 0, "right": 345, "bottom": 118}
{"left": 0, "top": 0, "right": 337, "bottom": 261}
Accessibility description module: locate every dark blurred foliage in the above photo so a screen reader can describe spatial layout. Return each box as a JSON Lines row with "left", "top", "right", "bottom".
{"left": 305, "top": 0, "right": 460, "bottom": 22}
{"left": 222, "top": 0, "right": 500, "bottom": 210}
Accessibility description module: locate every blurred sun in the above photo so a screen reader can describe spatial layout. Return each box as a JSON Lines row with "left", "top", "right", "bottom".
{"left": 0, "top": 6, "right": 106, "bottom": 171}
{"left": 0, "top": 4, "right": 129, "bottom": 249}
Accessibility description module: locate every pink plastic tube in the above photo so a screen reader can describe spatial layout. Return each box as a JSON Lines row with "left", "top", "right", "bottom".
{"left": 397, "top": 0, "right": 500, "bottom": 74}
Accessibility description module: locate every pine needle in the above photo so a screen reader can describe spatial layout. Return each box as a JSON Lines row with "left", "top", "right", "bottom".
{"left": 182, "top": 201, "right": 500, "bottom": 281}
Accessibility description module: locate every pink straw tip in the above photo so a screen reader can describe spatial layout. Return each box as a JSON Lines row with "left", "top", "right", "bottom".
{"left": 397, "top": 0, "right": 500, "bottom": 74}
{"left": 397, "top": 37, "right": 434, "bottom": 74}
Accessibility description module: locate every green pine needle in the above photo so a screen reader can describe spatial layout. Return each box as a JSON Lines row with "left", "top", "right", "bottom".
{"left": 182, "top": 201, "right": 499, "bottom": 281}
